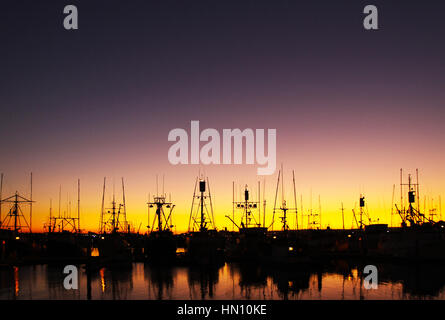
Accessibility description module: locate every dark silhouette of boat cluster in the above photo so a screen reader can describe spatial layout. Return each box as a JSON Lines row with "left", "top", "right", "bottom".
{"left": 1, "top": 169, "right": 445, "bottom": 270}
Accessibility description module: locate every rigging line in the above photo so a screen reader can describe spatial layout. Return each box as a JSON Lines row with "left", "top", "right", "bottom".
{"left": 207, "top": 177, "right": 216, "bottom": 229}
{"left": 188, "top": 177, "right": 198, "bottom": 232}
{"left": 269, "top": 170, "right": 280, "bottom": 229}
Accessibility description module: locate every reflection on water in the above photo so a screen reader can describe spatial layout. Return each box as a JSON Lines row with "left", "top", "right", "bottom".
{"left": 1, "top": 261, "right": 445, "bottom": 300}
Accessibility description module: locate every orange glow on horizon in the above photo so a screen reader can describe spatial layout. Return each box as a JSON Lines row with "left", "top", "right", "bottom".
{"left": 1, "top": 163, "right": 444, "bottom": 234}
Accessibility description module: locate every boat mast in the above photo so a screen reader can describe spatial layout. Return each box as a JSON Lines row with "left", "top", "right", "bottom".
{"left": 0, "top": 173, "right": 3, "bottom": 228}
{"left": 232, "top": 181, "right": 235, "bottom": 231}
{"left": 341, "top": 202, "right": 345, "bottom": 230}
{"left": 148, "top": 177, "right": 174, "bottom": 233}
{"left": 122, "top": 177, "right": 128, "bottom": 233}
{"left": 359, "top": 195, "right": 365, "bottom": 230}
{"left": 293, "top": 170, "right": 298, "bottom": 230}
{"left": 77, "top": 179, "right": 80, "bottom": 233}
{"left": 30, "top": 172, "right": 32, "bottom": 233}
{"left": 100, "top": 178, "right": 106, "bottom": 233}
{"left": 200, "top": 179, "right": 205, "bottom": 232}
{"left": 263, "top": 178, "right": 266, "bottom": 228}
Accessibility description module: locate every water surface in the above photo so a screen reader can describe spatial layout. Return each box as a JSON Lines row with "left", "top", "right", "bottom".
{"left": 0, "top": 261, "right": 444, "bottom": 300}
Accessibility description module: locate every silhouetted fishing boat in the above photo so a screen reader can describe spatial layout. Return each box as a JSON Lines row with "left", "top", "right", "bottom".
{"left": 0, "top": 184, "right": 40, "bottom": 264}
{"left": 44, "top": 231, "right": 85, "bottom": 262}
{"left": 97, "top": 232, "right": 132, "bottom": 267}
{"left": 186, "top": 177, "right": 224, "bottom": 265}
{"left": 225, "top": 184, "right": 268, "bottom": 262}
{"left": 145, "top": 182, "right": 177, "bottom": 264}
{"left": 259, "top": 168, "right": 312, "bottom": 265}
{"left": 96, "top": 177, "right": 132, "bottom": 268}
{"left": 43, "top": 184, "right": 86, "bottom": 262}
{"left": 342, "top": 170, "right": 445, "bottom": 261}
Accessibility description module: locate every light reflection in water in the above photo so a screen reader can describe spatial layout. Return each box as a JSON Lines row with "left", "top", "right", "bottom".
{"left": 91, "top": 248, "right": 100, "bottom": 257}
{"left": 14, "top": 267, "right": 19, "bottom": 297}
{"left": 100, "top": 268, "right": 106, "bottom": 293}
{"left": 0, "top": 261, "right": 444, "bottom": 300}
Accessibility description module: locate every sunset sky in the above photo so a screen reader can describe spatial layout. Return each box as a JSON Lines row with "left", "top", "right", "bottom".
{"left": 1, "top": 0, "right": 444, "bottom": 233}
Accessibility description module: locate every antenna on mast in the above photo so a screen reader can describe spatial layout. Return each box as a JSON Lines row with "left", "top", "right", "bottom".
{"left": 58, "top": 185, "right": 62, "bottom": 219}
{"left": 122, "top": 177, "right": 128, "bottom": 233}
{"left": 77, "top": 179, "right": 80, "bottom": 232}
{"left": 300, "top": 194, "right": 303, "bottom": 229}
{"left": 100, "top": 177, "right": 106, "bottom": 233}
{"left": 281, "top": 164, "right": 284, "bottom": 207}
{"left": 258, "top": 180, "right": 261, "bottom": 229}
{"left": 189, "top": 175, "right": 215, "bottom": 232}
{"left": 232, "top": 181, "right": 235, "bottom": 231}
{"left": 400, "top": 168, "right": 403, "bottom": 213}
{"left": 263, "top": 178, "right": 266, "bottom": 228}
{"left": 30, "top": 172, "right": 33, "bottom": 233}
{"left": 391, "top": 184, "right": 395, "bottom": 228}
{"left": 292, "top": 170, "right": 298, "bottom": 230}
{"left": 341, "top": 202, "right": 345, "bottom": 230}
{"left": 147, "top": 193, "right": 150, "bottom": 232}
{"left": 416, "top": 169, "right": 420, "bottom": 213}
{"left": 0, "top": 173, "right": 3, "bottom": 228}
{"left": 49, "top": 199, "right": 52, "bottom": 232}
{"left": 359, "top": 194, "right": 365, "bottom": 230}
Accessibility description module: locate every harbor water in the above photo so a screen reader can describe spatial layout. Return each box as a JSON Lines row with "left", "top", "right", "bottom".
{"left": 1, "top": 261, "right": 445, "bottom": 300}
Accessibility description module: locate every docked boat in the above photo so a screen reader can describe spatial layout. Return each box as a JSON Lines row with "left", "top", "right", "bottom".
{"left": 145, "top": 190, "right": 177, "bottom": 264}
{"left": 186, "top": 177, "right": 224, "bottom": 265}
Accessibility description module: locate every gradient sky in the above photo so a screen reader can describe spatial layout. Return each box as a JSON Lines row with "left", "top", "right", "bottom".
{"left": 1, "top": 0, "right": 445, "bottom": 232}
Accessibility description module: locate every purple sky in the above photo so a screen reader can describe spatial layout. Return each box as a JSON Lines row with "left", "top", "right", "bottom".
{"left": 1, "top": 0, "right": 444, "bottom": 231}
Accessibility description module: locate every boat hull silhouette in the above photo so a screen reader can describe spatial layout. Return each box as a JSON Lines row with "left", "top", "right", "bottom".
{"left": 145, "top": 231, "right": 177, "bottom": 264}
{"left": 185, "top": 231, "right": 225, "bottom": 265}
